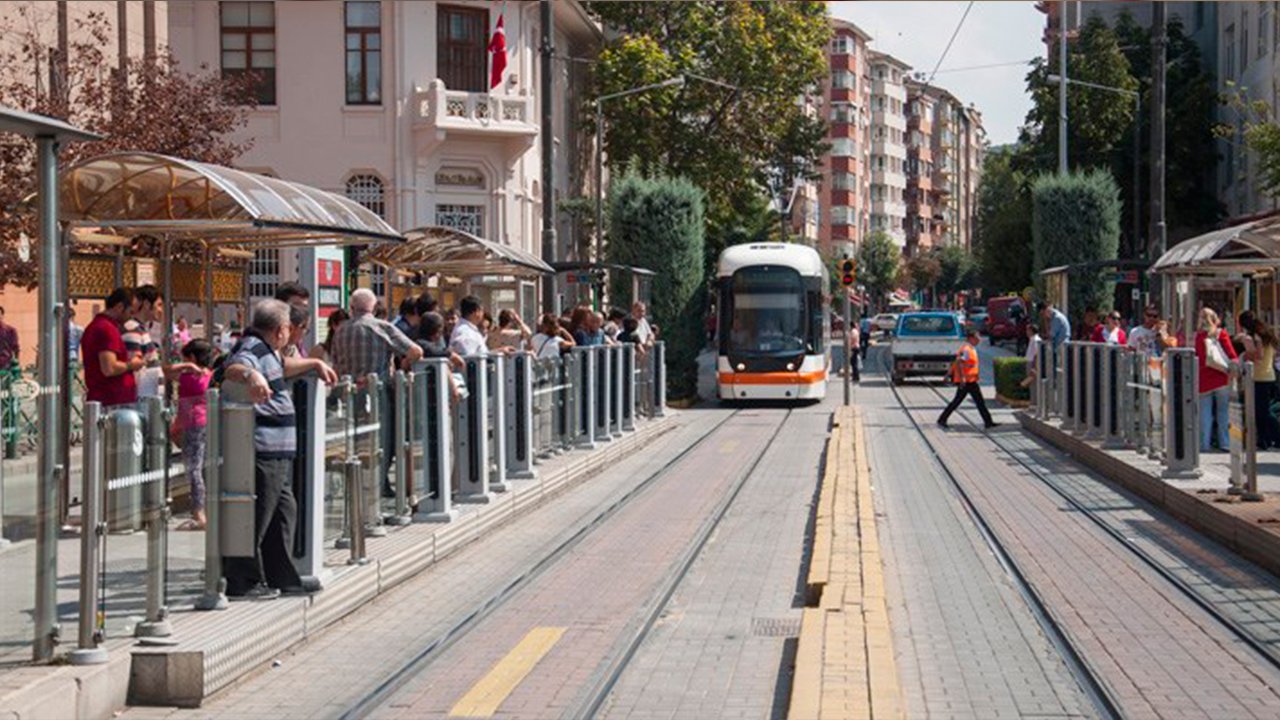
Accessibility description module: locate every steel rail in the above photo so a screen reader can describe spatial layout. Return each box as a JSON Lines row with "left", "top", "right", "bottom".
{"left": 879, "top": 355, "right": 1124, "bottom": 720}
{"left": 339, "top": 408, "right": 745, "bottom": 720}
{"left": 909, "top": 373, "right": 1280, "bottom": 676}
{"left": 572, "top": 409, "right": 795, "bottom": 719}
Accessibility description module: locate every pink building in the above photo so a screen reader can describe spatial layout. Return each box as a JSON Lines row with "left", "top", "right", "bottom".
{"left": 167, "top": 0, "right": 599, "bottom": 309}
{"left": 818, "top": 18, "right": 872, "bottom": 262}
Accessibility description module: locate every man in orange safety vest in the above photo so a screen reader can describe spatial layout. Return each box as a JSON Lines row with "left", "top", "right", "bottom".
{"left": 937, "top": 328, "right": 998, "bottom": 429}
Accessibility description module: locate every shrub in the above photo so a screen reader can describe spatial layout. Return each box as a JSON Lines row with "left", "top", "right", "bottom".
{"left": 993, "top": 356, "right": 1029, "bottom": 401}
{"left": 606, "top": 170, "right": 707, "bottom": 400}
{"left": 1031, "top": 170, "right": 1122, "bottom": 324}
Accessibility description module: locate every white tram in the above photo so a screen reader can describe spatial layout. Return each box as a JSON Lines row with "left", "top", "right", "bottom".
{"left": 715, "top": 243, "right": 829, "bottom": 401}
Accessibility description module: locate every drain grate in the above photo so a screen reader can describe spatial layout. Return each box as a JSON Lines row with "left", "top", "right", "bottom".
{"left": 751, "top": 617, "right": 801, "bottom": 638}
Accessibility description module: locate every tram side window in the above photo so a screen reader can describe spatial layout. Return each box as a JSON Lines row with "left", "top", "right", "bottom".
{"left": 807, "top": 285, "right": 824, "bottom": 354}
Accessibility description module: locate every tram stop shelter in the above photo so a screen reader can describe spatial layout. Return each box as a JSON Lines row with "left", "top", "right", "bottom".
{"left": 363, "top": 225, "right": 554, "bottom": 321}
{"left": 18, "top": 151, "right": 403, "bottom": 662}
{"left": 550, "top": 261, "right": 655, "bottom": 313}
{"left": 1150, "top": 214, "right": 1280, "bottom": 340}
{"left": 1038, "top": 259, "right": 1152, "bottom": 323}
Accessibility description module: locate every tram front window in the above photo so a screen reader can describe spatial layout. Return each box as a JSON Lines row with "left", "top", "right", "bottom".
{"left": 725, "top": 268, "right": 807, "bottom": 355}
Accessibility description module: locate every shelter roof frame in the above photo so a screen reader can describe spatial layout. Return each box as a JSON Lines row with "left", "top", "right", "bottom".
{"left": 1151, "top": 216, "right": 1280, "bottom": 276}
{"left": 364, "top": 225, "right": 554, "bottom": 279}
{"left": 59, "top": 152, "right": 404, "bottom": 249}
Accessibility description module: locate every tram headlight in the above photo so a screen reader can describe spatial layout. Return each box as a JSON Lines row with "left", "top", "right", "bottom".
{"left": 736, "top": 363, "right": 745, "bottom": 371}
{"left": 786, "top": 362, "right": 795, "bottom": 371}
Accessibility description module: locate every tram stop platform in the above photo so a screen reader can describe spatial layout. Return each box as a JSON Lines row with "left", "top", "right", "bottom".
{"left": 1019, "top": 412, "right": 1280, "bottom": 578}
{"left": 0, "top": 411, "right": 676, "bottom": 720}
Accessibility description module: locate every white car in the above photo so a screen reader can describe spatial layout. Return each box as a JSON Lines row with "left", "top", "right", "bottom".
{"left": 873, "top": 313, "right": 900, "bottom": 334}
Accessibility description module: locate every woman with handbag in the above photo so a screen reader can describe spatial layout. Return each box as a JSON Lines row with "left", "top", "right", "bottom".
{"left": 1195, "top": 308, "right": 1237, "bottom": 452}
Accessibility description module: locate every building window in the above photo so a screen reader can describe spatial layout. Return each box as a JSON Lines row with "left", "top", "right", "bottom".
{"left": 831, "top": 138, "right": 855, "bottom": 157}
{"left": 346, "top": 174, "right": 386, "bottom": 218}
{"left": 249, "top": 248, "right": 280, "bottom": 299}
{"left": 436, "top": 204, "right": 485, "bottom": 236}
{"left": 830, "top": 206, "right": 855, "bottom": 225}
{"left": 438, "top": 4, "right": 489, "bottom": 93}
{"left": 345, "top": 1, "right": 381, "bottom": 104}
{"left": 1225, "top": 25, "right": 1236, "bottom": 79}
{"left": 220, "top": 1, "right": 276, "bottom": 104}
{"left": 1242, "top": 11, "right": 1250, "bottom": 72}
{"left": 1260, "top": 5, "right": 1270, "bottom": 59}
{"left": 832, "top": 36, "right": 853, "bottom": 55}
{"left": 830, "top": 102, "right": 855, "bottom": 123}
{"left": 831, "top": 172, "right": 857, "bottom": 190}
{"left": 832, "top": 70, "right": 855, "bottom": 90}
{"left": 1194, "top": 2, "right": 1205, "bottom": 32}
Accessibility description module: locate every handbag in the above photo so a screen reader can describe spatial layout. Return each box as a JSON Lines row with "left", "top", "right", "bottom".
{"left": 1205, "top": 332, "right": 1229, "bottom": 373}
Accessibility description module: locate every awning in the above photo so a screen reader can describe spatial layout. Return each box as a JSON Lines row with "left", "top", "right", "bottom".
{"left": 364, "top": 225, "right": 553, "bottom": 278}
{"left": 1152, "top": 216, "right": 1280, "bottom": 273}
{"left": 59, "top": 152, "right": 403, "bottom": 247}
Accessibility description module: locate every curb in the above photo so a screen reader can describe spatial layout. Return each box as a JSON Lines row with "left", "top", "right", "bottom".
{"left": 0, "top": 414, "right": 677, "bottom": 720}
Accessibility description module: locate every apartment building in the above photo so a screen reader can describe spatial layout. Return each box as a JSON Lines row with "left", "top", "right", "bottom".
{"left": 818, "top": 18, "right": 872, "bottom": 261}
{"left": 904, "top": 81, "right": 986, "bottom": 255}
{"left": 1217, "top": 1, "right": 1279, "bottom": 220}
{"left": 167, "top": 0, "right": 599, "bottom": 308}
{"left": 867, "top": 51, "right": 910, "bottom": 250}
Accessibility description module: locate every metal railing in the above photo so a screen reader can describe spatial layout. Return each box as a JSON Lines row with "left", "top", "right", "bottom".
{"left": 1029, "top": 339, "right": 1265, "bottom": 485}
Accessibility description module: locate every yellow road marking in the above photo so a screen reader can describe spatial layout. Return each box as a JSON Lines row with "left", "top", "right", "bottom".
{"left": 449, "top": 627, "right": 566, "bottom": 718}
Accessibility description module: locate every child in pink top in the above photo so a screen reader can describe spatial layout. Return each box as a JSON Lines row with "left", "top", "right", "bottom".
{"left": 177, "top": 340, "right": 214, "bottom": 529}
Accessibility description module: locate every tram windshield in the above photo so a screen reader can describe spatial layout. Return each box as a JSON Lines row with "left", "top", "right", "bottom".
{"left": 722, "top": 267, "right": 810, "bottom": 355}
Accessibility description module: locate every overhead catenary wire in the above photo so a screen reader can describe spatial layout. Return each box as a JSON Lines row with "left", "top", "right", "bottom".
{"left": 926, "top": 0, "right": 976, "bottom": 85}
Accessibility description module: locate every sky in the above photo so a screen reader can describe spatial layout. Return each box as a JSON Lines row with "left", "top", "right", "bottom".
{"left": 829, "top": 1, "right": 1046, "bottom": 146}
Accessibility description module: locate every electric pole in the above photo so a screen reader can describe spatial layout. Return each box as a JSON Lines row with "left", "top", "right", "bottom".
{"left": 539, "top": 0, "right": 557, "bottom": 313}
{"left": 1149, "top": 1, "right": 1167, "bottom": 261}
{"left": 1058, "top": 0, "right": 1068, "bottom": 174}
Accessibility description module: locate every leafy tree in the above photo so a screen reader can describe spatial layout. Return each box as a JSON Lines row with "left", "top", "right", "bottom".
{"left": 585, "top": 1, "right": 830, "bottom": 266}
{"left": 1018, "top": 16, "right": 1138, "bottom": 175}
{"left": 1031, "top": 170, "right": 1122, "bottom": 321}
{"left": 0, "top": 8, "right": 256, "bottom": 286}
{"left": 935, "top": 244, "right": 977, "bottom": 302}
{"left": 1112, "top": 12, "right": 1221, "bottom": 248}
{"left": 856, "top": 231, "right": 900, "bottom": 312}
{"left": 975, "top": 147, "right": 1034, "bottom": 294}
{"left": 905, "top": 253, "right": 941, "bottom": 304}
{"left": 606, "top": 170, "right": 706, "bottom": 400}
{"left": 1220, "top": 85, "right": 1280, "bottom": 201}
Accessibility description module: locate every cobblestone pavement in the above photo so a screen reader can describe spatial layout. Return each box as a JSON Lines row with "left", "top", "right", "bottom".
{"left": 595, "top": 396, "right": 836, "bottom": 720}
{"left": 859, "top": 376, "right": 1096, "bottom": 720}
{"left": 119, "top": 407, "right": 733, "bottom": 720}
{"left": 893, "top": 379, "right": 1280, "bottom": 719}
{"left": 369, "top": 411, "right": 789, "bottom": 719}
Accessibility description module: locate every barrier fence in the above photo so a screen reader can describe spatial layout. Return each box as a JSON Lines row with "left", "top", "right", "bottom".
{"left": 40, "top": 342, "right": 665, "bottom": 664}
{"left": 1029, "top": 339, "right": 1260, "bottom": 488}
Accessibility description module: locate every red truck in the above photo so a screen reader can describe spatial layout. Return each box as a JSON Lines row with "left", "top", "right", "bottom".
{"left": 986, "top": 296, "right": 1030, "bottom": 354}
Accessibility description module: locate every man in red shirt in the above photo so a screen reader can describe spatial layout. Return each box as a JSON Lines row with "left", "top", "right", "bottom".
{"left": 82, "top": 288, "right": 142, "bottom": 407}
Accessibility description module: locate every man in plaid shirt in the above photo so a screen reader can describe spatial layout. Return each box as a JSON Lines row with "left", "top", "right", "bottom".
{"left": 333, "top": 288, "right": 422, "bottom": 495}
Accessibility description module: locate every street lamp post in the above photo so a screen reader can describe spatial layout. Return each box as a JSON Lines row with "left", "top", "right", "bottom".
{"left": 1047, "top": 74, "right": 1141, "bottom": 258}
{"left": 593, "top": 76, "right": 685, "bottom": 261}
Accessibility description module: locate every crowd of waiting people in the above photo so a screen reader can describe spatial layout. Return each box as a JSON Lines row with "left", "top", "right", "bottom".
{"left": 71, "top": 281, "right": 658, "bottom": 601}
{"left": 1027, "top": 301, "right": 1280, "bottom": 454}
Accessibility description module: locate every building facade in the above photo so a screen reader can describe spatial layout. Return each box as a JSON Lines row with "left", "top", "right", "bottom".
{"left": 903, "top": 81, "right": 985, "bottom": 256}
{"left": 1216, "top": 1, "right": 1279, "bottom": 220}
{"left": 817, "top": 18, "right": 872, "bottom": 261}
{"left": 867, "top": 51, "right": 911, "bottom": 250}
{"left": 167, "top": 0, "right": 599, "bottom": 306}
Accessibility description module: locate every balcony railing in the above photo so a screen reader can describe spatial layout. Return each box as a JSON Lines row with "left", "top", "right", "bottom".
{"left": 412, "top": 79, "right": 537, "bottom": 139}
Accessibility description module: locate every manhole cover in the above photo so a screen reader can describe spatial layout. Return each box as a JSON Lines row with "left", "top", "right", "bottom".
{"left": 751, "top": 617, "right": 801, "bottom": 638}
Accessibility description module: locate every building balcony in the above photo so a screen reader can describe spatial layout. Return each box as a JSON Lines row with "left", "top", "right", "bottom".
{"left": 412, "top": 80, "right": 538, "bottom": 156}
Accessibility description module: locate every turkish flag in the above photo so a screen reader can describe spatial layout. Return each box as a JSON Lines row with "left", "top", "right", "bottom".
{"left": 488, "top": 14, "right": 507, "bottom": 91}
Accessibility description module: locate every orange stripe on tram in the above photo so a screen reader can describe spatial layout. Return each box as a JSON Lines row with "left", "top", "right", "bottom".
{"left": 718, "top": 370, "right": 828, "bottom": 386}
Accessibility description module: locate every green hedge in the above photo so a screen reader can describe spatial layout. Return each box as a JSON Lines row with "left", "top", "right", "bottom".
{"left": 993, "top": 357, "right": 1029, "bottom": 401}
{"left": 1031, "top": 170, "right": 1122, "bottom": 322}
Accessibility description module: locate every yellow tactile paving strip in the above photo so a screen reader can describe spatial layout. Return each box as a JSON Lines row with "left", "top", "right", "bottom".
{"left": 790, "top": 406, "right": 904, "bottom": 720}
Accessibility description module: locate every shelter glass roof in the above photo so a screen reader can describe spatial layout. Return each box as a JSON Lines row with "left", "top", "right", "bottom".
{"left": 364, "top": 226, "right": 553, "bottom": 278}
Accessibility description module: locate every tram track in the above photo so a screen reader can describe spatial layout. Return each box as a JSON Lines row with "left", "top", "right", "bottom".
{"left": 340, "top": 406, "right": 795, "bottom": 720}
{"left": 901, "top": 370, "right": 1280, "bottom": 680}
{"left": 878, "top": 357, "right": 1124, "bottom": 720}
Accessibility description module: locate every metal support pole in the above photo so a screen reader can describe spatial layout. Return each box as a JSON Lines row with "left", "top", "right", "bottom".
{"left": 1058, "top": 0, "right": 1068, "bottom": 174}
{"left": 1103, "top": 346, "right": 1124, "bottom": 448}
{"left": 136, "top": 397, "right": 173, "bottom": 638}
{"left": 389, "top": 371, "right": 411, "bottom": 526}
{"left": 69, "top": 402, "right": 107, "bottom": 665}
{"left": 575, "top": 347, "right": 597, "bottom": 448}
{"left": 345, "top": 380, "right": 368, "bottom": 563}
{"left": 539, "top": 0, "right": 557, "bottom": 313}
{"left": 622, "top": 344, "right": 636, "bottom": 431}
{"left": 594, "top": 346, "right": 612, "bottom": 442}
{"left": 594, "top": 102, "right": 604, "bottom": 261}
{"left": 1149, "top": 1, "right": 1168, "bottom": 261}
{"left": 457, "top": 357, "right": 493, "bottom": 502}
{"left": 653, "top": 341, "right": 667, "bottom": 416}
{"left": 195, "top": 389, "right": 228, "bottom": 610}
{"left": 364, "top": 374, "right": 386, "bottom": 536}
{"left": 506, "top": 353, "right": 536, "bottom": 479}
{"left": 488, "top": 354, "right": 509, "bottom": 492}
{"left": 34, "top": 135, "right": 63, "bottom": 662}
{"left": 1243, "top": 364, "right": 1262, "bottom": 501}
{"left": 610, "top": 345, "right": 623, "bottom": 437}
{"left": 843, "top": 290, "right": 852, "bottom": 406}
{"left": 414, "top": 359, "right": 456, "bottom": 523}
{"left": 1162, "top": 348, "right": 1200, "bottom": 478}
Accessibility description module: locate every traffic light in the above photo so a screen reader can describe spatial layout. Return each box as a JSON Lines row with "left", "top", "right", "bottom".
{"left": 840, "top": 259, "right": 856, "bottom": 287}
